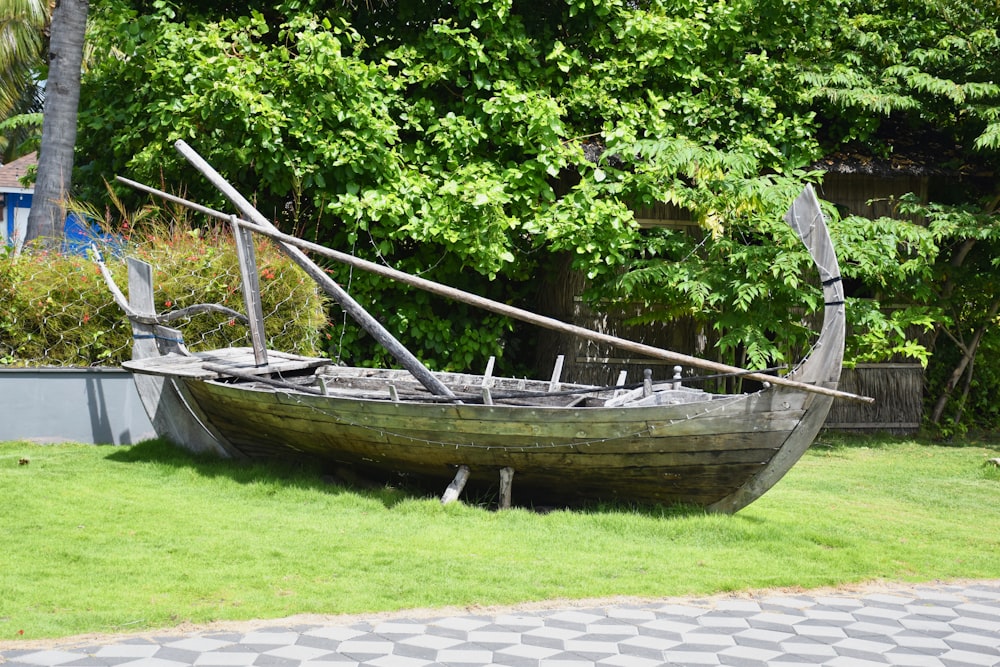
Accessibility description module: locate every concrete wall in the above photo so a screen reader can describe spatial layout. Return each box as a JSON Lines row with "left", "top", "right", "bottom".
{"left": 0, "top": 368, "right": 156, "bottom": 444}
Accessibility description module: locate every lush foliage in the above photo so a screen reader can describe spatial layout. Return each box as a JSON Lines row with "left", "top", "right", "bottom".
{"left": 0, "top": 211, "right": 326, "bottom": 366}
{"left": 65, "top": 0, "right": 1000, "bottom": 423}
{"left": 798, "top": 0, "right": 1000, "bottom": 152}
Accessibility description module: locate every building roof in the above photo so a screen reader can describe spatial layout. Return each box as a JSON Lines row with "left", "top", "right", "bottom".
{"left": 0, "top": 152, "right": 37, "bottom": 191}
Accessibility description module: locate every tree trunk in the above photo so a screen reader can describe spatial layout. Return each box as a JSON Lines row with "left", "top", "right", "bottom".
{"left": 24, "top": 0, "right": 88, "bottom": 247}
{"left": 929, "top": 296, "right": 1000, "bottom": 424}
{"left": 952, "top": 352, "right": 976, "bottom": 428}
{"left": 927, "top": 194, "right": 1000, "bottom": 425}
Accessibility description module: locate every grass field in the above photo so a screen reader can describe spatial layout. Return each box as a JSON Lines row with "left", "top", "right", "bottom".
{"left": 1, "top": 433, "right": 998, "bottom": 641}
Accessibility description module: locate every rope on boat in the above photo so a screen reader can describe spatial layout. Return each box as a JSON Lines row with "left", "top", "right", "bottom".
{"left": 92, "top": 242, "right": 248, "bottom": 326}
{"left": 202, "top": 363, "right": 328, "bottom": 395}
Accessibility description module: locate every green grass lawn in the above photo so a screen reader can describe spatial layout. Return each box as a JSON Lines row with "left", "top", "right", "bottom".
{"left": 1, "top": 433, "right": 998, "bottom": 641}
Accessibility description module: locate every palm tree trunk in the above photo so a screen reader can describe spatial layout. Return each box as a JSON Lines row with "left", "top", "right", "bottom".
{"left": 24, "top": 0, "right": 88, "bottom": 247}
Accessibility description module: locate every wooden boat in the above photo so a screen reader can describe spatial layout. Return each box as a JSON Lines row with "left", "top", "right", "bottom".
{"left": 105, "top": 143, "right": 867, "bottom": 512}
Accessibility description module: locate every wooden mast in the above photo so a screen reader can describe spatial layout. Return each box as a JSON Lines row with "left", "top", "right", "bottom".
{"left": 172, "top": 140, "right": 455, "bottom": 399}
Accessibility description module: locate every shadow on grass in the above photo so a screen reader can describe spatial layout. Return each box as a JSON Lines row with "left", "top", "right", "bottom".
{"left": 104, "top": 438, "right": 713, "bottom": 519}
{"left": 104, "top": 437, "right": 420, "bottom": 508}
{"left": 112, "top": 430, "right": 999, "bottom": 518}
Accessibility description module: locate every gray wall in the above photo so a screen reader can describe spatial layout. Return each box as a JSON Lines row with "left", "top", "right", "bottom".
{"left": 0, "top": 368, "right": 155, "bottom": 444}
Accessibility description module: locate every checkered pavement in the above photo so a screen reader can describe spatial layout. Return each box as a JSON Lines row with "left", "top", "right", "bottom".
{"left": 2, "top": 581, "right": 998, "bottom": 666}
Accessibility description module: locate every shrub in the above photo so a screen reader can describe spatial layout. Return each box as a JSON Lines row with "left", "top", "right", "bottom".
{"left": 0, "top": 222, "right": 327, "bottom": 367}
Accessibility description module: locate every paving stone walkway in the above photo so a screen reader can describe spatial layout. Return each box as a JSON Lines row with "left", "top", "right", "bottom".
{"left": 2, "top": 581, "right": 998, "bottom": 666}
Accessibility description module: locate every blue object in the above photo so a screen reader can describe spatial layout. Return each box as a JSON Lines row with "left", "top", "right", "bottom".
{"left": 62, "top": 212, "right": 122, "bottom": 256}
{"left": 3, "top": 192, "right": 31, "bottom": 246}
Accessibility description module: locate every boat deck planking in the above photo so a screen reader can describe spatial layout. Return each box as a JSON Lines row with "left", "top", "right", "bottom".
{"left": 123, "top": 347, "right": 330, "bottom": 379}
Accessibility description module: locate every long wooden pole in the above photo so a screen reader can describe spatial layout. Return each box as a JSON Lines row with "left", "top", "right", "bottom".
{"left": 170, "top": 141, "right": 455, "bottom": 398}
{"left": 116, "top": 175, "right": 873, "bottom": 404}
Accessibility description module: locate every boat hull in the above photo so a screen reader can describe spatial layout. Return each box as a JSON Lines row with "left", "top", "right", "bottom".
{"left": 115, "top": 183, "right": 848, "bottom": 512}
{"left": 177, "top": 375, "right": 815, "bottom": 507}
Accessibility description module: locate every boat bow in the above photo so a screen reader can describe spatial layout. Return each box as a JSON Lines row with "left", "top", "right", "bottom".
{"left": 708, "top": 185, "right": 846, "bottom": 513}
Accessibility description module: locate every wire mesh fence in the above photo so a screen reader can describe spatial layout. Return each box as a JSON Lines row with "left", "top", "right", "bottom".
{"left": 0, "top": 226, "right": 328, "bottom": 368}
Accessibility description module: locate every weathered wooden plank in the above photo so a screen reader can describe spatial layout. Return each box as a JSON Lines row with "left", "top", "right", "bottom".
{"left": 646, "top": 412, "right": 805, "bottom": 437}
{"left": 230, "top": 216, "right": 268, "bottom": 366}
{"left": 299, "top": 387, "right": 778, "bottom": 424}
{"left": 198, "top": 384, "right": 795, "bottom": 448}
{"left": 211, "top": 406, "right": 783, "bottom": 464}
{"left": 185, "top": 378, "right": 787, "bottom": 469}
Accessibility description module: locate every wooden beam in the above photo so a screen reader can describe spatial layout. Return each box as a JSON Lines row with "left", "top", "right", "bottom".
{"left": 229, "top": 215, "right": 268, "bottom": 367}
{"left": 441, "top": 465, "right": 471, "bottom": 505}
{"left": 170, "top": 141, "right": 454, "bottom": 399}
{"left": 498, "top": 467, "right": 514, "bottom": 509}
{"left": 548, "top": 354, "right": 565, "bottom": 392}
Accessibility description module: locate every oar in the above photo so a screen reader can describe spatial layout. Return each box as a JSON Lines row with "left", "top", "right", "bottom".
{"left": 116, "top": 175, "right": 874, "bottom": 405}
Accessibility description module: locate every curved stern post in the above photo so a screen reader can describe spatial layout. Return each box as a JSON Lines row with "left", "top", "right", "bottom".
{"left": 708, "top": 185, "right": 846, "bottom": 513}
{"left": 125, "top": 258, "right": 234, "bottom": 457}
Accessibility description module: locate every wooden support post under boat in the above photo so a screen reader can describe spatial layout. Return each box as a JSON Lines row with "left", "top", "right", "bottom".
{"left": 171, "top": 140, "right": 456, "bottom": 400}
{"left": 115, "top": 174, "right": 874, "bottom": 405}
{"left": 441, "top": 465, "right": 471, "bottom": 505}
{"left": 498, "top": 467, "right": 515, "bottom": 509}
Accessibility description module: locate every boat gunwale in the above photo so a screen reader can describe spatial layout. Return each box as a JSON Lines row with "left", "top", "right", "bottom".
{"left": 187, "top": 372, "right": 803, "bottom": 429}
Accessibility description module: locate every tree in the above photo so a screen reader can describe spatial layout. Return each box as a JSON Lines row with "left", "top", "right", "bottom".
{"left": 0, "top": 0, "right": 47, "bottom": 118}
{"left": 73, "top": 0, "right": 830, "bottom": 371}
{"left": 24, "top": 0, "right": 89, "bottom": 246}
{"left": 0, "top": 0, "right": 48, "bottom": 161}
{"left": 72, "top": 0, "right": 1000, "bottom": 432}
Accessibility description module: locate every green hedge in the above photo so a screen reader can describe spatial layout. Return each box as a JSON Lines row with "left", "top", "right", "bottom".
{"left": 0, "top": 228, "right": 327, "bottom": 367}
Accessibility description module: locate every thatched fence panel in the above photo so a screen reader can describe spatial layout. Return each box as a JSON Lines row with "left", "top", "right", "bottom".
{"left": 824, "top": 363, "right": 924, "bottom": 434}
